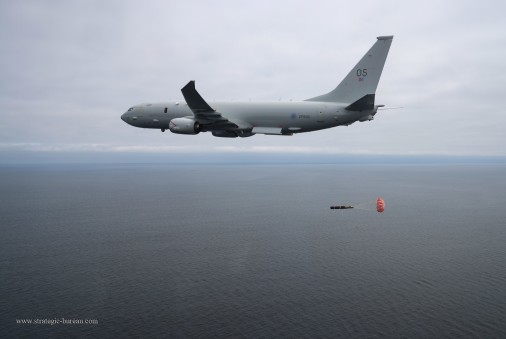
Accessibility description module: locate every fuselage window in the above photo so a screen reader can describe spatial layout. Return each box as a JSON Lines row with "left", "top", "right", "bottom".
{"left": 164, "top": 107, "right": 168, "bottom": 113}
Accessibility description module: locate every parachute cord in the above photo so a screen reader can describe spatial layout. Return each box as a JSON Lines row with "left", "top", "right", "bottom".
{"left": 354, "top": 206, "right": 374, "bottom": 212}
{"left": 353, "top": 201, "right": 375, "bottom": 212}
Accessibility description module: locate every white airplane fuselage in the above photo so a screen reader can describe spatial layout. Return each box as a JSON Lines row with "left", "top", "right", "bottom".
{"left": 121, "top": 100, "right": 376, "bottom": 137}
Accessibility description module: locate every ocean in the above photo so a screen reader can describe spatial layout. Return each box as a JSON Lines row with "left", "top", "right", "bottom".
{"left": 1, "top": 163, "right": 506, "bottom": 338}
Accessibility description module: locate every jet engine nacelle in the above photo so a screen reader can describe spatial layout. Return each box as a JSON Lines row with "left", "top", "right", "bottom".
{"left": 169, "top": 117, "right": 201, "bottom": 135}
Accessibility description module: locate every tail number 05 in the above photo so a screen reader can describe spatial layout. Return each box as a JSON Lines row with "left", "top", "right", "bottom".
{"left": 357, "top": 69, "right": 367, "bottom": 77}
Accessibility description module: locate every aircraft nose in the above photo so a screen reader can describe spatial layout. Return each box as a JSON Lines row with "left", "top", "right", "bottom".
{"left": 121, "top": 112, "right": 128, "bottom": 122}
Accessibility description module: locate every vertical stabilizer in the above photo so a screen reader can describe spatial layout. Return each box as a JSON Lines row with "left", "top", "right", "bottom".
{"left": 306, "top": 36, "right": 393, "bottom": 104}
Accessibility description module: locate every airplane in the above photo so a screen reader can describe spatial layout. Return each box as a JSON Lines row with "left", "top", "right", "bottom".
{"left": 121, "top": 36, "right": 393, "bottom": 138}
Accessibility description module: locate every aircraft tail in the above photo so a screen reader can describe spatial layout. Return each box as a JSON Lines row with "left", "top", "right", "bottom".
{"left": 306, "top": 36, "right": 393, "bottom": 107}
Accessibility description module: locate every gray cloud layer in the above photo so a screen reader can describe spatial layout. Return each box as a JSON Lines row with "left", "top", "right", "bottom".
{"left": 1, "top": 0, "right": 505, "bottom": 161}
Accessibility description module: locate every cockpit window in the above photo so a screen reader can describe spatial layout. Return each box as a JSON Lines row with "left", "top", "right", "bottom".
{"left": 128, "top": 107, "right": 134, "bottom": 111}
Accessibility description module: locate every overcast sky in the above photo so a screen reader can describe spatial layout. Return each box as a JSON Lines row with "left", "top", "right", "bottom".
{"left": 1, "top": 0, "right": 505, "bottom": 163}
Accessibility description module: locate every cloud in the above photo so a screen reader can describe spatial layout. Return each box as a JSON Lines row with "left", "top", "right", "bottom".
{"left": 1, "top": 0, "right": 506, "bottom": 162}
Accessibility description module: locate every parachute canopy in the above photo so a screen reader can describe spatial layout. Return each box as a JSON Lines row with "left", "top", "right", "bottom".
{"left": 376, "top": 197, "right": 385, "bottom": 213}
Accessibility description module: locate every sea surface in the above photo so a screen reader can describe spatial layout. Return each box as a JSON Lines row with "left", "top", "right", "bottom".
{"left": 1, "top": 163, "right": 506, "bottom": 338}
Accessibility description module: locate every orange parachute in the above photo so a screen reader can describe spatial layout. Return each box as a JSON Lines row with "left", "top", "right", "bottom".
{"left": 376, "top": 197, "right": 385, "bottom": 213}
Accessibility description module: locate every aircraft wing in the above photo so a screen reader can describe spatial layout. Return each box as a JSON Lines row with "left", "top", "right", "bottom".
{"left": 181, "top": 81, "right": 238, "bottom": 131}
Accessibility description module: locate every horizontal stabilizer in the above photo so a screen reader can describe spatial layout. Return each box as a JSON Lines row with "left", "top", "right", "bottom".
{"left": 346, "top": 94, "right": 375, "bottom": 111}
